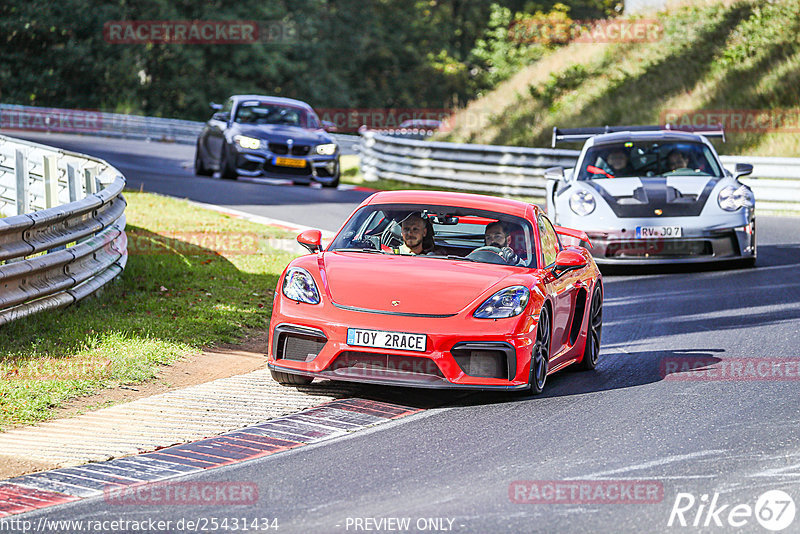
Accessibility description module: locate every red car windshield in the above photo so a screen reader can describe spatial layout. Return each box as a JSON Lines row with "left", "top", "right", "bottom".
{"left": 328, "top": 204, "right": 537, "bottom": 268}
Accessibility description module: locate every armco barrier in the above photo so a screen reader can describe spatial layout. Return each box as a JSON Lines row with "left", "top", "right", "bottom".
{"left": 0, "top": 103, "right": 358, "bottom": 149}
{"left": 0, "top": 134, "right": 127, "bottom": 326}
{"left": 360, "top": 131, "right": 800, "bottom": 212}
{"left": 358, "top": 130, "right": 580, "bottom": 197}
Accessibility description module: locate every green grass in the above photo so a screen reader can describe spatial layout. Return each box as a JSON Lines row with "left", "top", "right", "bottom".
{"left": 0, "top": 192, "right": 299, "bottom": 430}
{"left": 438, "top": 0, "right": 800, "bottom": 157}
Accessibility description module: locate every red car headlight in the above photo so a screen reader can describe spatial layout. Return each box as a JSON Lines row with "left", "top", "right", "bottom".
{"left": 282, "top": 267, "right": 321, "bottom": 305}
{"left": 473, "top": 286, "right": 529, "bottom": 319}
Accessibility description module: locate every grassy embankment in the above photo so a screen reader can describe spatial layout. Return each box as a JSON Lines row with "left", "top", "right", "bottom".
{"left": 0, "top": 192, "right": 298, "bottom": 430}
{"left": 439, "top": 0, "right": 800, "bottom": 157}
{"left": 342, "top": 1, "right": 800, "bottom": 198}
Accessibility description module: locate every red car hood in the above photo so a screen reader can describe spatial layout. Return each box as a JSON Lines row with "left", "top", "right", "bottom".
{"left": 317, "top": 251, "right": 528, "bottom": 315}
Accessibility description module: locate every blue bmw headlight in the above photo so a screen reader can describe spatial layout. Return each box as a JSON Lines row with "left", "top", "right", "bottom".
{"left": 282, "top": 267, "right": 320, "bottom": 304}
{"left": 234, "top": 135, "right": 261, "bottom": 150}
{"left": 315, "top": 143, "right": 337, "bottom": 155}
{"left": 474, "top": 286, "right": 530, "bottom": 319}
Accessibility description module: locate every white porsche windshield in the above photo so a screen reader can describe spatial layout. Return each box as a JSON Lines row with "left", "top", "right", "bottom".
{"left": 578, "top": 141, "right": 724, "bottom": 180}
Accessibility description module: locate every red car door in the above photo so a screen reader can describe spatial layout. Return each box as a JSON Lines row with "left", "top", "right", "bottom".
{"left": 538, "top": 214, "right": 581, "bottom": 362}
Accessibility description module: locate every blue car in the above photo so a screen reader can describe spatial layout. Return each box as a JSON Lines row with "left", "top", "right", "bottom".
{"left": 195, "top": 95, "right": 340, "bottom": 187}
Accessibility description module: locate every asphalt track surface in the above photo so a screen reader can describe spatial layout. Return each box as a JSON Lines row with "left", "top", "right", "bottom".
{"left": 6, "top": 132, "right": 800, "bottom": 533}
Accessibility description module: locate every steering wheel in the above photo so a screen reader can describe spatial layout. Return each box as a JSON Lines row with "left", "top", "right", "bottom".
{"left": 466, "top": 246, "right": 509, "bottom": 265}
{"left": 380, "top": 221, "right": 403, "bottom": 248}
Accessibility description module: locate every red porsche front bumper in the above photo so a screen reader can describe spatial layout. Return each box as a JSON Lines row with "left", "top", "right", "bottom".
{"left": 267, "top": 299, "right": 539, "bottom": 390}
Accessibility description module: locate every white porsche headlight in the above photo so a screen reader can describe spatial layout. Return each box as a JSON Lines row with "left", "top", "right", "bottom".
{"left": 569, "top": 190, "right": 596, "bottom": 216}
{"left": 282, "top": 267, "right": 320, "bottom": 304}
{"left": 315, "top": 143, "right": 337, "bottom": 155}
{"left": 474, "top": 286, "right": 529, "bottom": 319}
{"left": 718, "top": 185, "right": 755, "bottom": 211}
{"left": 234, "top": 135, "right": 261, "bottom": 150}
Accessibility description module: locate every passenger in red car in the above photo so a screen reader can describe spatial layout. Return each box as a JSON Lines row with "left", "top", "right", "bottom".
{"left": 398, "top": 213, "right": 445, "bottom": 255}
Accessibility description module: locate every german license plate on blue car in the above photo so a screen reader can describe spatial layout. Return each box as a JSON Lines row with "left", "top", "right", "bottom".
{"left": 636, "top": 226, "right": 682, "bottom": 238}
{"left": 347, "top": 328, "right": 427, "bottom": 352}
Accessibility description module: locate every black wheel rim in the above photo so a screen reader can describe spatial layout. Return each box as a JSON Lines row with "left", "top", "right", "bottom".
{"left": 588, "top": 288, "right": 602, "bottom": 366}
{"left": 532, "top": 308, "right": 550, "bottom": 390}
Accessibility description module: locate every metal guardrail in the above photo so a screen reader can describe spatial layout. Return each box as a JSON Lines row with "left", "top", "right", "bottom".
{"left": 358, "top": 130, "right": 580, "bottom": 197}
{"left": 0, "top": 134, "right": 127, "bottom": 326}
{"left": 359, "top": 131, "right": 800, "bottom": 212}
{"left": 0, "top": 103, "right": 359, "bottom": 150}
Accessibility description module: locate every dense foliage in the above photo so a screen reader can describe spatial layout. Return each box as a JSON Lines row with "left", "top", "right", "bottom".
{"left": 0, "top": 0, "right": 618, "bottom": 120}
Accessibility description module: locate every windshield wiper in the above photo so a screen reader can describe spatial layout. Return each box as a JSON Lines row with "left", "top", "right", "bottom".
{"left": 424, "top": 254, "right": 476, "bottom": 262}
{"left": 335, "top": 248, "right": 388, "bottom": 254}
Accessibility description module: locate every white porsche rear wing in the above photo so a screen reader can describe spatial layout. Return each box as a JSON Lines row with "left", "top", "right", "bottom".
{"left": 551, "top": 125, "right": 726, "bottom": 147}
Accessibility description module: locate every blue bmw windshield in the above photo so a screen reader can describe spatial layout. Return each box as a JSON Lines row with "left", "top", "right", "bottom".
{"left": 234, "top": 102, "right": 308, "bottom": 127}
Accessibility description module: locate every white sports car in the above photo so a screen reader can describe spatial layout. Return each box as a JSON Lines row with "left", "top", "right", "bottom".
{"left": 544, "top": 126, "right": 756, "bottom": 266}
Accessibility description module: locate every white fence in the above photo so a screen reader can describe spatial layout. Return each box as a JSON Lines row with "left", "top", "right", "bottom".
{"left": 0, "top": 134, "right": 127, "bottom": 325}
{"left": 360, "top": 131, "right": 800, "bottom": 212}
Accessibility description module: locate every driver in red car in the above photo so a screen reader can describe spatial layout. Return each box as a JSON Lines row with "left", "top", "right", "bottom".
{"left": 484, "top": 221, "right": 523, "bottom": 265}
{"left": 397, "top": 213, "right": 445, "bottom": 255}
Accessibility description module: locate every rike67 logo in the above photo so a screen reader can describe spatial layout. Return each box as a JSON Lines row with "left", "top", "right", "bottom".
{"left": 668, "top": 490, "right": 796, "bottom": 531}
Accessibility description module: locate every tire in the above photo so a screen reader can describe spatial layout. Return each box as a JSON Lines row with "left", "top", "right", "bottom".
{"left": 529, "top": 305, "right": 551, "bottom": 394}
{"left": 321, "top": 174, "right": 340, "bottom": 188}
{"left": 740, "top": 256, "right": 757, "bottom": 268}
{"left": 219, "top": 147, "right": 238, "bottom": 180}
{"left": 194, "top": 144, "right": 213, "bottom": 176}
{"left": 576, "top": 283, "right": 602, "bottom": 371}
{"left": 270, "top": 368, "right": 313, "bottom": 386}
{"left": 321, "top": 167, "right": 340, "bottom": 188}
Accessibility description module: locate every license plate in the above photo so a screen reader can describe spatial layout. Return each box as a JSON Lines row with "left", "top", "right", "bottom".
{"left": 346, "top": 328, "right": 427, "bottom": 352}
{"left": 274, "top": 157, "right": 306, "bottom": 168}
{"left": 635, "top": 226, "right": 682, "bottom": 238}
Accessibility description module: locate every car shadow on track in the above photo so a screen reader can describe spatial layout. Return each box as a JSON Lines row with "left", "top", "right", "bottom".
{"left": 282, "top": 347, "right": 725, "bottom": 410}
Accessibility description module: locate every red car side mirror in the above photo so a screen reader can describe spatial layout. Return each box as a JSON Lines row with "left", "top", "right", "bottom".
{"left": 297, "top": 229, "right": 322, "bottom": 253}
{"left": 552, "top": 249, "right": 587, "bottom": 277}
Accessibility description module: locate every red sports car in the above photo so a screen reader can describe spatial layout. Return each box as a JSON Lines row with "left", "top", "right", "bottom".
{"left": 268, "top": 191, "right": 603, "bottom": 394}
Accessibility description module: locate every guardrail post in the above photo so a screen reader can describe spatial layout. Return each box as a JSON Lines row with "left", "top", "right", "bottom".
{"left": 84, "top": 168, "right": 97, "bottom": 194}
{"left": 67, "top": 164, "right": 79, "bottom": 202}
{"left": 43, "top": 155, "right": 59, "bottom": 208}
{"left": 15, "top": 149, "right": 30, "bottom": 215}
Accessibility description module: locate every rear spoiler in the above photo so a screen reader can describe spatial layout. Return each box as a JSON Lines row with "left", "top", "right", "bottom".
{"left": 554, "top": 226, "right": 592, "bottom": 249}
{"left": 551, "top": 124, "right": 725, "bottom": 147}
